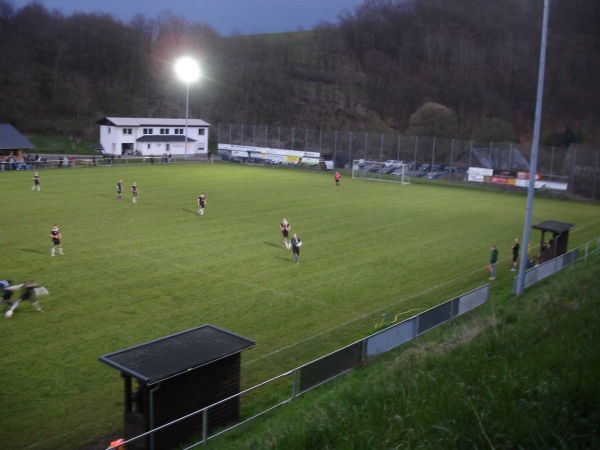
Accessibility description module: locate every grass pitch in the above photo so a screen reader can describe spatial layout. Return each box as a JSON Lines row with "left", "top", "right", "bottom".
{"left": 1, "top": 163, "right": 599, "bottom": 449}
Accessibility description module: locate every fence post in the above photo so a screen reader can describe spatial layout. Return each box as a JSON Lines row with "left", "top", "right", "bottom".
{"left": 396, "top": 134, "right": 401, "bottom": 161}
{"left": 333, "top": 130, "right": 337, "bottom": 168}
{"left": 202, "top": 407, "right": 208, "bottom": 446}
{"left": 364, "top": 132, "right": 368, "bottom": 160}
{"left": 348, "top": 132, "right": 353, "bottom": 168}
{"left": 431, "top": 137, "right": 436, "bottom": 169}
{"left": 570, "top": 147, "right": 577, "bottom": 195}
{"left": 380, "top": 134, "right": 384, "bottom": 163}
{"left": 413, "top": 135, "right": 418, "bottom": 164}
{"left": 449, "top": 138, "right": 454, "bottom": 183}
{"left": 469, "top": 140, "right": 473, "bottom": 169}
{"left": 319, "top": 129, "right": 323, "bottom": 153}
{"left": 292, "top": 369, "right": 298, "bottom": 399}
{"left": 593, "top": 150, "right": 599, "bottom": 200}
{"left": 305, "top": 128, "right": 308, "bottom": 151}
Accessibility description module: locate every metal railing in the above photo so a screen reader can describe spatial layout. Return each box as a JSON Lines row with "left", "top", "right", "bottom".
{"left": 512, "top": 237, "right": 600, "bottom": 294}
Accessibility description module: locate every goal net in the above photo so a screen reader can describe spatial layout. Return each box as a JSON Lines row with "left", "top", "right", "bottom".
{"left": 351, "top": 160, "right": 410, "bottom": 184}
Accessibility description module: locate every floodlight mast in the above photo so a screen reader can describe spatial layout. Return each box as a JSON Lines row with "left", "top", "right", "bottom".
{"left": 517, "top": 0, "right": 549, "bottom": 296}
{"left": 175, "top": 57, "right": 200, "bottom": 157}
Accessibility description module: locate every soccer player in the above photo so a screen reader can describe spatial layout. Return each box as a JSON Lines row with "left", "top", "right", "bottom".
{"left": 50, "top": 224, "right": 64, "bottom": 256}
{"left": 335, "top": 171, "right": 341, "bottom": 187}
{"left": 291, "top": 233, "right": 302, "bottom": 263}
{"left": 511, "top": 238, "right": 520, "bottom": 271}
{"left": 198, "top": 192, "right": 207, "bottom": 215}
{"left": 116, "top": 180, "right": 123, "bottom": 201}
{"left": 0, "top": 279, "right": 14, "bottom": 308}
{"left": 4, "top": 282, "right": 44, "bottom": 318}
{"left": 280, "top": 218, "right": 291, "bottom": 249}
{"left": 32, "top": 171, "right": 41, "bottom": 191}
{"left": 489, "top": 245, "right": 498, "bottom": 280}
{"left": 131, "top": 182, "right": 139, "bottom": 203}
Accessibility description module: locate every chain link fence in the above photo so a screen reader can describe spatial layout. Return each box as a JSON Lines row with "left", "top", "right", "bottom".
{"left": 216, "top": 123, "right": 600, "bottom": 201}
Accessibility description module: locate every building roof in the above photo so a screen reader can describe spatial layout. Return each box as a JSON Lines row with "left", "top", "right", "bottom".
{"left": 97, "top": 117, "right": 211, "bottom": 127}
{"left": 99, "top": 324, "right": 255, "bottom": 385}
{"left": 137, "top": 135, "right": 196, "bottom": 143}
{"left": 0, "top": 124, "right": 36, "bottom": 150}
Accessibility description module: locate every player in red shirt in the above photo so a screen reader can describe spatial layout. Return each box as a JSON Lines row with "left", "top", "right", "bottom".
{"left": 198, "top": 192, "right": 207, "bottom": 216}
{"left": 131, "top": 182, "right": 139, "bottom": 203}
{"left": 280, "top": 218, "right": 291, "bottom": 249}
{"left": 32, "top": 172, "right": 41, "bottom": 191}
{"left": 50, "top": 224, "right": 64, "bottom": 256}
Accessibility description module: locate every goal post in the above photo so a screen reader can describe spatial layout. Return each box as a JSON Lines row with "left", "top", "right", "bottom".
{"left": 351, "top": 160, "right": 410, "bottom": 185}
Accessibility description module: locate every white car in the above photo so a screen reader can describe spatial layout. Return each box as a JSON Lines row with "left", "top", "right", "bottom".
{"left": 384, "top": 160, "right": 404, "bottom": 167}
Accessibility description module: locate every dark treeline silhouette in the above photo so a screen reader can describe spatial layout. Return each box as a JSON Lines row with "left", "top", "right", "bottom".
{"left": 1, "top": 0, "right": 598, "bottom": 145}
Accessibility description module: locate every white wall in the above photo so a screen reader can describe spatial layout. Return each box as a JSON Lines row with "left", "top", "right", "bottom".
{"left": 99, "top": 124, "right": 209, "bottom": 156}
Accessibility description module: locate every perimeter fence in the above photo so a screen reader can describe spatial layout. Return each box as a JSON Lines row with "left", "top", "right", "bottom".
{"left": 111, "top": 235, "right": 600, "bottom": 450}
{"left": 512, "top": 237, "right": 600, "bottom": 293}
{"left": 216, "top": 123, "right": 600, "bottom": 201}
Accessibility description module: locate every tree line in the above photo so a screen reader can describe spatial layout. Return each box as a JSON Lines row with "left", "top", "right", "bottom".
{"left": 0, "top": 0, "right": 598, "bottom": 146}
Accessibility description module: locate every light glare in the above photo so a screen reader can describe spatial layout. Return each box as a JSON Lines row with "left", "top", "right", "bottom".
{"left": 175, "top": 57, "right": 200, "bottom": 83}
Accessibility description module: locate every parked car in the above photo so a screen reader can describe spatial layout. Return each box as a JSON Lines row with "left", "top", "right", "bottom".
{"left": 424, "top": 171, "right": 449, "bottom": 179}
{"left": 384, "top": 160, "right": 404, "bottom": 167}
{"left": 407, "top": 170, "right": 426, "bottom": 177}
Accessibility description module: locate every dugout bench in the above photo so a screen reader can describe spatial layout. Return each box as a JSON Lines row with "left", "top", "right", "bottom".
{"left": 99, "top": 324, "right": 255, "bottom": 450}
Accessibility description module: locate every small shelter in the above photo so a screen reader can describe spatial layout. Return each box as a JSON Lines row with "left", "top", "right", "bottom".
{"left": 532, "top": 220, "right": 575, "bottom": 263}
{"left": 99, "top": 324, "right": 255, "bottom": 450}
{"left": 0, "top": 124, "right": 35, "bottom": 155}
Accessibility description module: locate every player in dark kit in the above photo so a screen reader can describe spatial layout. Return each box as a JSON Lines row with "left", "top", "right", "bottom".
{"left": 291, "top": 233, "right": 302, "bottom": 263}
{"left": 280, "top": 218, "right": 291, "bottom": 249}
{"left": 198, "top": 192, "right": 207, "bottom": 216}
{"left": 1, "top": 279, "right": 14, "bottom": 308}
{"left": 4, "top": 282, "right": 44, "bottom": 318}
{"left": 116, "top": 180, "right": 123, "bottom": 201}
{"left": 50, "top": 224, "right": 64, "bottom": 256}
{"left": 511, "top": 238, "right": 520, "bottom": 271}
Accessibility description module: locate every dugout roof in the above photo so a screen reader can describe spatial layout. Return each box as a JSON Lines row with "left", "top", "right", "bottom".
{"left": 532, "top": 220, "right": 575, "bottom": 234}
{"left": 99, "top": 324, "right": 255, "bottom": 384}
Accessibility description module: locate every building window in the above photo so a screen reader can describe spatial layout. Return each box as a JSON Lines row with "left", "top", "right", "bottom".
{"left": 174, "top": 128, "right": 184, "bottom": 135}
{"left": 198, "top": 129, "right": 205, "bottom": 136}
{"left": 123, "top": 128, "right": 132, "bottom": 135}
{"left": 160, "top": 128, "right": 170, "bottom": 135}
{"left": 143, "top": 128, "right": 153, "bottom": 135}
{"left": 108, "top": 127, "right": 111, "bottom": 134}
